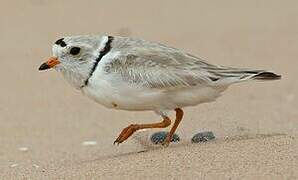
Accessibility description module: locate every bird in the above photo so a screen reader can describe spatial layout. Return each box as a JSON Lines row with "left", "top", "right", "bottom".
{"left": 38, "top": 35, "right": 281, "bottom": 146}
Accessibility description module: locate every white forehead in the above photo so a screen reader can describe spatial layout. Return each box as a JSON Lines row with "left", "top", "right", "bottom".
{"left": 52, "top": 35, "right": 102, "bottom": 57}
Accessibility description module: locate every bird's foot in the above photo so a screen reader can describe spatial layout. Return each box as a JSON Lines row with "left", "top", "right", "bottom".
{"left": 113, "top": 124, "right": 138, "bottom": 145}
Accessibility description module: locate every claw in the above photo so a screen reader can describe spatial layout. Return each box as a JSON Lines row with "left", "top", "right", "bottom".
{"left": 161, "top": 138, "right": 170, "bottom": 147}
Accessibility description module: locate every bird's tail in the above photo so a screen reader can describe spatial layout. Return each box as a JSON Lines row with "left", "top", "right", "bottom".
{"left": 207, "top": 67, "right": 281, "bottom": 84}
{"left": 250, "top": 71, "right": 281, "bottom": 81}
{"left": 233, "top": 70, "right": 282, "bottom": 82}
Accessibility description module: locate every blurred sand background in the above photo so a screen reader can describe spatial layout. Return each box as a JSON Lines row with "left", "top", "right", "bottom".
{"left": 0, "top": 0, "right": 297, "bottom": 179}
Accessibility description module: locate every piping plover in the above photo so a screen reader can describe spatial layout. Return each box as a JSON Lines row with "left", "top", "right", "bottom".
{"left": 39, "top": 35, "right": 281, "bottom": 146}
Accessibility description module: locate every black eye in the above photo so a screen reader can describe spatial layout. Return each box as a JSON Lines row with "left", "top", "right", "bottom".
{"left": 69, "top": 47, "right": 81, "bottom": 55}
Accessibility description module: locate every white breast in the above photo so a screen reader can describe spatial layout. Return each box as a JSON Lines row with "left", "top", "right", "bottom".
{"left": 81, "top": 51, "right": 164, "bottom": 110}
{"left": 82, "top": 68, "right": 165, "bottom": 110}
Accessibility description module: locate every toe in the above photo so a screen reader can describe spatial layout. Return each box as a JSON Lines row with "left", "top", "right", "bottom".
{"left": 161, "top": 141, "right": 170, "bottom": 147}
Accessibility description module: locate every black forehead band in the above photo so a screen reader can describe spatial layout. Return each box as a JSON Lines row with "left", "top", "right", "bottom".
{"left": 55, "top": 38, "right": 67, "bottom": 47}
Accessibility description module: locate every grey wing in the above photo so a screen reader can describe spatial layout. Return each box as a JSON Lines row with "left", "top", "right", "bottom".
{"left": 105, "top": 37, "right": 270, "bottom": 89}
{"left": 104, "top": 46, "right": 220, "bottom": 89}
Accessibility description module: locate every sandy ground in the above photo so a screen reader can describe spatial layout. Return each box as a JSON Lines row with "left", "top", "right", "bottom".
{"left": 0, "top": 0, "right": 298, "bottom": 179}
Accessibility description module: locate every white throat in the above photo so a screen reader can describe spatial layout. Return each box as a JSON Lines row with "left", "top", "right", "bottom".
{"left": 56, "top": 36, "right": 111, "bottom": 89}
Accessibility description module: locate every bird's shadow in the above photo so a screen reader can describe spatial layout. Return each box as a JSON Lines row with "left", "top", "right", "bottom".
{"left": 78, "top": 132, "right": 291, "bottom": 164}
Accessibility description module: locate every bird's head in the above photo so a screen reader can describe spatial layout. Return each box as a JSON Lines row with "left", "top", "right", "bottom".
{"left": 39, "top": 35, "right": 103, "bottom": 88}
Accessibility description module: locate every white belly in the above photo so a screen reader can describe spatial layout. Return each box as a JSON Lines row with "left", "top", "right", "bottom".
{"left": 82, "top": 75, "right": 167, "bottom": 110}
{"left": 82, "top": 73, "right": 224, "bottom": 111}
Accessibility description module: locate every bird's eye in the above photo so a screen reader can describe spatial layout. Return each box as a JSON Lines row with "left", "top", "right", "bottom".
{"left": 69, "top": 47, "right": 81, "bottom": 55}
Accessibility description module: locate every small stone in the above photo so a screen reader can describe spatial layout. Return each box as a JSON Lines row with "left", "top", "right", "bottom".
{"left": 150, "top": 131, "right": 180, "bottom": 144}
{"left": 191, "top": 131, "right": 215, "bottom": 143}
{"left": 18, "top": 147, "right": 28, "bottom": 152}
{"left": 33, "top": 164, "right": 39, "bottom": 169}
{"left": 82, "top": 141, "right": 97, "bottom": 146}
{"left": 10, "top": 163, "right": 18, "bottom": 168}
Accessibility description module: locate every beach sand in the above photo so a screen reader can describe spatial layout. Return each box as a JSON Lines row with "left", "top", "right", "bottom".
{"left": 0, "top": 0, "right": 297, "bottom": 179}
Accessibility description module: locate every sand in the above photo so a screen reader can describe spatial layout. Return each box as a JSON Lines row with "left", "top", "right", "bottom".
{"left": 0, "top": 0, "right": 297, "bottom": 179}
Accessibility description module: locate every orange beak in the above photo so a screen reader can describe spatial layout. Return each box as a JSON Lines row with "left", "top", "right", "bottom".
{"left": 38, "top": 57, "right": 60, "bottom": 71}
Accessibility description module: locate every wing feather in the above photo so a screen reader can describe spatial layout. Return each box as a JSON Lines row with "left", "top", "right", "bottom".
{"left": 104, "top": 45, "right": 217, "bottom": 89}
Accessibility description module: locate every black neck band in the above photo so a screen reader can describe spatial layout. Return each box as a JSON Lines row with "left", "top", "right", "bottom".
{"left": 82, "top": 36, "right": 114, "bottom": 88}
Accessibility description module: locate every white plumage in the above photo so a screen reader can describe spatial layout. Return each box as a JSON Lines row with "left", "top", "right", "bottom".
{"left": 39, "top": 35, "right": 281, "bottom": 146}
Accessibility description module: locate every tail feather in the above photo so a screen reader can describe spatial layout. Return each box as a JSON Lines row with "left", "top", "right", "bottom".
{"left": 252, "top": 72, "right": 281, "bottom": 81}
{"left": 207, "top": 67, "right": 282, "bottom": 84}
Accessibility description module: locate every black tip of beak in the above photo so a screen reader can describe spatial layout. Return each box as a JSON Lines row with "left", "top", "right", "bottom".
{"left": 38, "top": 63, "right": 50, "bottom": 71}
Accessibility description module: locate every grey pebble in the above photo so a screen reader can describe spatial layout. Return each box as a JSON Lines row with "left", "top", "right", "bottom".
{"left": 191, "top": 131, "right": 215, "bottom": 143}
{"left": 150, "top": 131, "right": 180, "bottom": 144}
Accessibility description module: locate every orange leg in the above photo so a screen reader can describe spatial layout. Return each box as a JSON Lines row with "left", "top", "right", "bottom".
{"left": 113, "top": 116, "right": 171, "bottom": 145}
{"left": 162, "top": 108, "right": 184, "bottom": 146}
